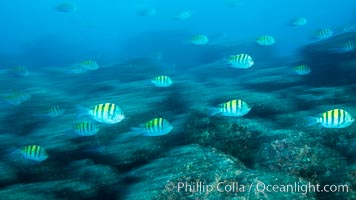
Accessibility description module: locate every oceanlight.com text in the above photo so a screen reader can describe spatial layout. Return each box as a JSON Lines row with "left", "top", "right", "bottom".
{"left": 164, "top": 181, "right": 350, "bottom": 195}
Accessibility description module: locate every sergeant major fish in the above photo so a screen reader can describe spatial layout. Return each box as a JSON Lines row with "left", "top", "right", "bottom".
{"left": 227, "top": 54, "right": 254, "bottom": 69}
{"left": 79, "top": 60, "right": 100, "bottom": 71}
{"left": 294, "top": 64, "right": 311, "bottom": 75}
{"left": 20, "top": 145, "right": 48, "bottom": 162}
{"left": 290, "top": 17, "right": 308, "bottom": 26}
{"left": 174, "top": 10, "right": 193, "bottom": 20}
{"left": 54, "top": 2, "right": 77, "bottom": 13}
{"left": 3, "top": 92, "right": 31, "bottom": 105}
{"left": 74, "top": 121, "right": 99, "bottom": 136}
{"left": 10, "top": 66, "right": 30, "bottom": 77}
{"left": 209, "top": 99, "right": 251, "bottom": 117}
{"left": 315, "top": 28, "right": 333, "bottom": 40}
{"left": 328, "top": 41, "right": 354, "bottom": 53}
{"left": 131, "top": 117, "right": 174, "bottom": 136}
{"left": 151, "top": 75, "right": 173, "bottom": 87}
{"left": 307, "top": 108, "right": 354, "bottom": 128}
{"left": 190, "top": 34, "right": 209, "bottom": 45}
{"left": 77, "top": 103, "right": 125, "bottom": 124}
{"left": 256, "top": 35, "right": 276, "bottom": 46}
{"left": 33, "top": 105, "right": 66, "bottom": 118}
{"left": 137, "top": 7, "right": 157, "bottom": 16}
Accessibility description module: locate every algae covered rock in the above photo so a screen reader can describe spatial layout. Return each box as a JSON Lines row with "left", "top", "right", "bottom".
{"left": 183, "top": 112, "right": 277, "bottom": 166}
{"left": 321, "top": 164, "right": 356, "bottom": 200}
{"left": 0, "top": 180, "right": 96, "bottom": 199}
{"left": 125, "top": 144, "right": 315, "bottom": 200}
{"left": 0, "top": 191, "right": 58, "bottom": 200}
{"left": 255, "top": 136, "right": 347, "bottom": 180}
{"left": 68, "top": 159, "right": 121, "bottom": 187}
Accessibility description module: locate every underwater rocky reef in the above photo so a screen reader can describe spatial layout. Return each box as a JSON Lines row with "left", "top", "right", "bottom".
{"left": 0, "top": 32, "right": 355, "bottom": 200}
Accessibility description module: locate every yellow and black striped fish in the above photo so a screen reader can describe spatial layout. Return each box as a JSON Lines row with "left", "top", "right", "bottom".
{"left": 54, "top": 2, "right": 76, "bottom": 13}
{"left": 80, "top": 60, "right": 100, "bottom": 71}
{"left": 10, "top": 66, "right": 29, "bottom": 76}
{"left": 151, "top": 75, "right": 173, "bottom": 87}
{"left": 75, "top": 121, "right": 99, "bottom": 136}
{"left": 70, "top": 65, "right": 87, "bottom": 74}
{"left": 81, "top": 103, "right": 125, "bottom": 124}
{"left": 210, "top": 99, "right": 251, "bottom": 117}
{"left": 256, "top": 35, "right": 276, "bottom": 46}
{"left": 136, "top": 117, "right": 173, "bottom": 136}
{"left": 137, "top": 7, "right": 157, "bottom": 17}
{"left": 47, "top": 105, "right": 65, "bottom": 118}
{"left": 342, "top": 41, "right": 355, "bottom": 52}
{"left": 309, "top": 109, "right": 354, "bottom": 128}
{"left": 329, "top": 41, "right": 355, "bottom": 53}
{"left": 294, "top": 64, "right": 311, "bottom": 75}
{"left": 228, "top": 54, "right": 254, "bottom": 69}
{"left": 315, "top": 28, "right": 333, "bottom": 40}
{"left": 291, "top": 17, "right": 307, "bottom": 26}
{"left": 20, "top": 145, "right": 48, "bottom": 161}
{"left": 191, "top": 34, "right": 209, "bottom": 45}
{"left": 174, "top": 10, "right": 193, "bottom": 20}
{"left": 4, "top": 92, "right": 31, "bottom": 105}
{"left": 33, "top": 105, "right": 65, "bottom": 118}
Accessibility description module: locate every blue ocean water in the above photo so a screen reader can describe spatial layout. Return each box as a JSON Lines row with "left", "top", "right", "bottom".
{"left": 0, "top": 0, "right": 355, "bottom": 199}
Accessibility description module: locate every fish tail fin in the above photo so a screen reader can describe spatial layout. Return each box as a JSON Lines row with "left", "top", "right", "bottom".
{"left": 75, "top": 104, "right": 90, "bottom": 118}
{"left": 305, "top": 116, "right": 320, "bottom": 127}
{"left": 207, "top": 107, "right": 221, "bottom": 116}
{"left": 130, "top": 127, "right": 146, "bottom": 136}
{"left": 6, "top": 147, "right": 21, "bottom": 161}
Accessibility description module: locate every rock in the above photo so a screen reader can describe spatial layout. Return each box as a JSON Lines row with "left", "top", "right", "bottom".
{"left": 68, "top": 159, "right": 121, "bottom": 187}
{"left": 182, "top": 111, "right": 299, "bottom": 167}
{"left": 125, "top": 144, "right": 316, "bottom": 200}
{"left": 0, "top": 180, "right": 96, "bottom": 199}
{"left": 255, "top": 137, "right": 347, "bottom": 180}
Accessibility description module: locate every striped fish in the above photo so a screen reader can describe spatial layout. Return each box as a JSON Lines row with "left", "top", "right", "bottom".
{"left": 132, "top": 117, "right": 173, "bottom": 136}
{"left": 228, "top": 54, "right": 254, "bottom": 69}
{"left": 329, "top": 41, "right": 355, "bottom": 53}
{"left": 343, "top": 25, "right": 355, "bottom": 32}
{"left": 10, "top": 66, "right": 29, "bottom": 77}
{"left": 20, "top": 145, "right": 48, "bottom": 161}
{"left": 342, "top": 41, "right": 355, "bottom": 52}
{"left": 69, "top": 64, "right": 88, "bottom": 74}
{"left": 294, "top": 64, "right": 311, "bottom": 75}
{"left": 309, "top": 109, "right": 354, "bottom": 128}
{"left": 33, "top": 105, "right": 65, "bottom": 118}
{"left": 174, "top": 11, "right": 193, "bottom": 20}
{"left": 315, "top": 28, "right": 333, "bottom": 40}
{"left": 4, "top": 92, "right": 31, "bottom": 105}
{"left": 47, "top": 105, "right": 65, "bottom": 118}
{"left": 137, "top": 7, "right": 157, "bottom": 17}
{"left": 78, "top": 103, "right": 125, "bottom": 124}
{"left": 74, "top": 121, "right": 99, "bottom": 136}
{"left": 256, "top": 35, "right": 276, "bottom": 46}
{"left": 80, "top": 60, "right": 100, "bottom": 71}
{"left": 291, "top": 17, "right": 308, "bottom": 26}
{"left": 151, "top": 75, "right": 173, "bottom": 87}
{"left": 55, "top": 2, "right": 76, "bottom": 13}
{"left": 210, "top": 99, "right": 251, "bottom": 117}
{"left": 191, "top": 34, "right": 209, "bottom": 45}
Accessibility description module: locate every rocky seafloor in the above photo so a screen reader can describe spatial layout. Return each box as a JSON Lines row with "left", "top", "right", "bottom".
{"left": 0, "top": 33, "right": 355, "bottom": 200}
